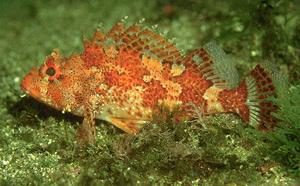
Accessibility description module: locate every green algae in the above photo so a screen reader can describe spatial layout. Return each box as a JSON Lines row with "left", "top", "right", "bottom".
{"left": 0, "top": 0, "right": 299, "bottom": 185}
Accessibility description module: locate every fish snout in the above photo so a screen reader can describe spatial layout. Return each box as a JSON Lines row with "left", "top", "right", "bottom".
{"left": 21, "top": 68, "right": 42, "bottom": 98}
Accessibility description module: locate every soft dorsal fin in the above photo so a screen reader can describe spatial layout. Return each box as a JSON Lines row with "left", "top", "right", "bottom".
{"left": 182, "top": 41, "right": 239, "bottom": 89}
{"left": 104, "top": 22, "right": 182, "bottom": 63}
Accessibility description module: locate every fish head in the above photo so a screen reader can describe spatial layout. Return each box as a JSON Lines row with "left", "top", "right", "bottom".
{"left": 21, "top": 49, "right": 85, "bottom": 113}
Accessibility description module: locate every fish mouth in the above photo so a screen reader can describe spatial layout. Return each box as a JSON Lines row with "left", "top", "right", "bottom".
{"left": 21, "top": 69, "right": 57, "bottom": 110}
{"left": 21, "top": 68, "right": 64, "bottom": 112}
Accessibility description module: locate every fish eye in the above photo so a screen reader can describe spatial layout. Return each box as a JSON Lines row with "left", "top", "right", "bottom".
{"left": 46, "top": 67, "right": 56, "bottom": 76}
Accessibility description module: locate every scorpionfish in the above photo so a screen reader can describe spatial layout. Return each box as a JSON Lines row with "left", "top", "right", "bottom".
{"left": 21, "top": 22, "right": 278, "bottom": 145}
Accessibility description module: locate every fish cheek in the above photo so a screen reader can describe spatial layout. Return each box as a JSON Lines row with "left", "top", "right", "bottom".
{"left": 46, "top": 80, "right": 64, "bottom": 108}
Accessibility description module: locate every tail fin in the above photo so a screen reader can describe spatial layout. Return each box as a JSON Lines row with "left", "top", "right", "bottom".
{"left": 245, "top": 64, "right": 285, "bottom": 130}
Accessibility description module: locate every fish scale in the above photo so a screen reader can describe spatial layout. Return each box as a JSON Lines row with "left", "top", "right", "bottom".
{"left": 21, "top": 22, "right": 279, "bottom": 145}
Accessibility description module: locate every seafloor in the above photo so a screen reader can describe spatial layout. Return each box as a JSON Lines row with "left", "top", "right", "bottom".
{"left": 0, "top": 0, "right": 299, "bottom": 185}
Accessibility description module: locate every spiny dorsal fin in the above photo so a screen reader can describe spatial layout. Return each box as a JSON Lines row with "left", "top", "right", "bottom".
{"left": 183, "top": 41, "right": 239, "bottom": 89}
{"left": 91, "top": 29, "right": 105, "bottom": 43}
{"left": 104, "top": 22, "right": 182, "bottom": 63}
{"left": 106, "top": 22, "right": 126, "bottom": 41}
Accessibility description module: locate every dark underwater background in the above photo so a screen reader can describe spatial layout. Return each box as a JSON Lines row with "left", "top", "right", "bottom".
{"left": 0, "top": 0, "right": 299, "bottom": 185}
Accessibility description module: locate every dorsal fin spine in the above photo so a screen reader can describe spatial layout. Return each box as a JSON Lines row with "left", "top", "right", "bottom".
{"left": 102, "top": 22, "right": 182, "bottom": 63}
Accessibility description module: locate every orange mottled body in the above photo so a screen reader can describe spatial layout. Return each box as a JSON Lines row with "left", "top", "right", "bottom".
{"left": 21, "top": 22, "right": 278, "bottom": 145}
